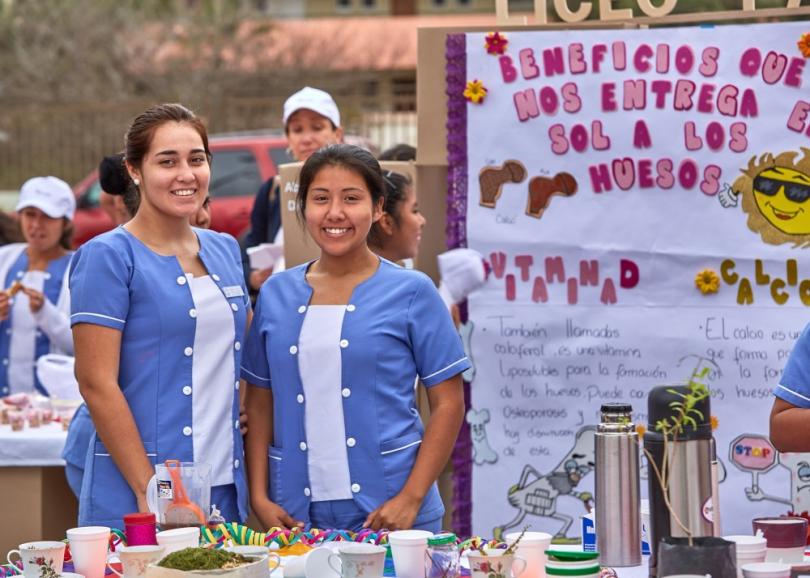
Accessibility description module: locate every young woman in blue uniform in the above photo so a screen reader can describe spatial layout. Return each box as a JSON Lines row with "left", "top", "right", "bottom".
{"left": 0, "top": 177, "right": 75, "bottom": 396}
{"left": 242, "top": 144, "right": 468, "bottom": 532}
{"left": 70, "top": 104, "right": 249, "bottom": 528}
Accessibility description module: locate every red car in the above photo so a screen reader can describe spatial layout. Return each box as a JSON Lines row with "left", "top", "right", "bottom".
{"left": 72, "top": 133, "right": 292, "bottom": 246}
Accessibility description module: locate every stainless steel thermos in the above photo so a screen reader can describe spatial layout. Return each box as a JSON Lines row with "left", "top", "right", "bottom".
{"left": 644, "top": 384, "right": 714, "bottom": 578}
{"left": 595, "top": 402, "right": 641, "bottom": 567}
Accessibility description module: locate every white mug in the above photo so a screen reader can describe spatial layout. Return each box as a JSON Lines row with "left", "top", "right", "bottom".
{"left": 284, "top": 547, "right": 333, "bottom": 578}
{"left": 7, "top": 541, "right": 66, "bottom": 578}
{"left": 328, "top": 544, "right": 386, "bottom": 578}
{"left": 468, "top": 552, "right": 528, "bottom": 578}
{"left": 107, "top": 546, "right": 165, "bottom": 578}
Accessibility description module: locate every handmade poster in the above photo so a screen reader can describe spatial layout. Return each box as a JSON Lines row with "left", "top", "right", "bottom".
{"left": 445, "top": 22, "right": 810, "bottom": 537}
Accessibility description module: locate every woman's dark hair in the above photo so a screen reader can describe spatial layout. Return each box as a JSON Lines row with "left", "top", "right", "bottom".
{"left": 99, "top": 153, "right": 140, "bottom": 218}
{"left": 58, "top": 219, "right": 74, "bottom": 250}
{"left": 0, "top": 212, "right": 24, "bottom": 245}
{"left": 368, "top": 171, "right": 412, "bottom": 249}
{"left": 124, "top": 103, "right": 211, "bottom": 170}
{"left": 296, "top": 144, "right": 384, "bottom": 221}
{"left": 378, "top": 144, "right": 416, "bottom": 161}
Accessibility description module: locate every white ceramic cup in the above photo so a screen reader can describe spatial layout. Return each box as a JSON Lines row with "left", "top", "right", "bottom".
{"left": 67, "top": 526, "right": 111, "bottom": 578}
{"left": 155, "top": 527, "right": 200, "bottom": 556}
{"left": 7, "top": 541, "right": 66, "bottom": 578}
{"left": 742, "top": 562, "right": 792, "bottom": 578}
{"left": 283, "top": 547, "right": 333, "bottom": 578}
{"left": 388, "top": 530, "right": 434, "bottom": 578}
{"left": 107, "top": 545, "right": 165, "bottom": 578}
{"left": 328, "top": 544, "right": 386, "bottom": 578}
{"left": 468, "top": 551, "right": 528, "bottom": 578}
{"left": 505, "top": 531, "right": 552, "bottom": 578}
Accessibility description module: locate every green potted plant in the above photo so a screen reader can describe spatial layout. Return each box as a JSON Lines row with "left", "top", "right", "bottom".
{"left": 642, "top": 365, "right": 736, "bottom": 578}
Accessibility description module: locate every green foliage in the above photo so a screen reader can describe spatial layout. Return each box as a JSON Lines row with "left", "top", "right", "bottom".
{"left": 654, "top": 367, "right": 710, "bottom": 440}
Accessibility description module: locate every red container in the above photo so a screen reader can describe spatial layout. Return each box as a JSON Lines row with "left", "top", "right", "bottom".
{"left": 124, "top": 512, "right": 158, "bottom": 546}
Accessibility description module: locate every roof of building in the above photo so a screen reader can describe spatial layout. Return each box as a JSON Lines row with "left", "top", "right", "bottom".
{"left": 153, "top": 13, "right": 500, "bottom": 72}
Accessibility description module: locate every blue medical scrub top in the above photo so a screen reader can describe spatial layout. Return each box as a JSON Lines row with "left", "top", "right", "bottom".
{"left": 775, "top": 324, "right": 810, "bottom": 407}
{"left": 69, "top": 227, "right": 249, "bottom": 528}
{"left": 0, "top": 250, "right": 72, "bottom": 395}
{"left": 241, "top": 258, "right": 470, "bottom": 526}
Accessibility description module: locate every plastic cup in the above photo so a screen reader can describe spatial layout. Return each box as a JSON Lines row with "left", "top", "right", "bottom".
{"left": 742, "top": 562, "right": 791, "bottom": 578}
{"left": 505, "top": 531, "right": 552, "bottom": 578}
{"left": 752, "top": 517, "right": 808, "bottom": 564}
{"left": 388, "top": 530, "right": 433, "bottom": 578}
{"left": 155, "top": 527, "right": 200, "bottom": 556}
{"left": 67, "top": 526, "right": 111, "bottom": 578}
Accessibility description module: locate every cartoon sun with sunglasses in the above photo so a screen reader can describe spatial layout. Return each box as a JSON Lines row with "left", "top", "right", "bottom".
{"left": 719, "top": 148, "right": 810, "bottom": 247}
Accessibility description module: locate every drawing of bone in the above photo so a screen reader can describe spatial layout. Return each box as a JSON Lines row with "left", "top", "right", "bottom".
{"left": 479, "top": 160, "right": 527, "bottom": 208}
{"left": 467, "top": 408, "right": 498, "bottom": 465}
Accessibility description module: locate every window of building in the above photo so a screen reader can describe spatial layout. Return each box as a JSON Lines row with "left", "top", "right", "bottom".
{"left": 362, "top": 0, "right": 376, "bottom": 6}
{"left": 336, "top": 0, "right": 352, "bottom": 8}
{"left": 432, "top": 0, "right": 447, "bottom": 5}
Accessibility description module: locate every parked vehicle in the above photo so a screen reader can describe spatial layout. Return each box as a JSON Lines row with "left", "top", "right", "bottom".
{"left": 71, "top": 132, "right": 293, "bottom": 246}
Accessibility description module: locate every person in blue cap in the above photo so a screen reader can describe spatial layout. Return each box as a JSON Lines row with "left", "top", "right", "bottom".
{"left": 0, "top": 176, "right": 75, "bottom": 397}
{"left": 242, "top": 144, "right": 468, "bottom": 532}
{"left": 69, "top": 104, "right": 249, "bottom": 528}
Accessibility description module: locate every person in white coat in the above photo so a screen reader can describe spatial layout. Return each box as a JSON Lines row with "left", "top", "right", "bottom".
{"left": 0, "top": 177, "right": 75, "bottom": 396}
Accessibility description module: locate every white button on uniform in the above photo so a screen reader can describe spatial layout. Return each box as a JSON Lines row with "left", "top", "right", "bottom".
{"left": 183, "top": 426, "right": 192, "bottom": 436}
{"left": 346, "top": 304, "right": 356, "bottom": 312}
{"left": 184, "top": 347, "right": 193, "bottom": 357}
{"left": 1, "top": 387, "right": 7, "bottom": 394}
{"left": 234, "top": 342, "right": 241, "bottom": 351}
{"left": 5, "top": 329, "right": 10, "bottom": 336}
{"left": 298, "top": 305, "right": 306, "bottom": 314}
{"left": 231, "top": 303, "right": 238, "bottom": 312}
{"left": 212, "top": 274, "right": 221, "bottom": 282}
{"left": 189, "top": 309, "right": 197, "bottom": 318}
{"left": 289, "top": 345, "right": 298, "bottom": 355}
{"left": 304, "top": 487, "right": 311, "bottom": 497}
{"left": 346, "top": 437, "right": 356, "bottom": 448}
{"left": 351, "top": 483, "right": 361, "bottom": 493}
{"left": 182, "top": 386, "right": 192, "bottom": 396}
{"left": 2, "top": 359, "right": 8, "bottom": 366}
{"left": 296, "top": 394, "right": 304, "bottom": 404}
{"left": 234, "top": 381, "right": 240, "bottom": 390}
{"left": 234, "top": 459, "right": 240, "bottom": 468}
{"left": 234, "top": 420, "right": 240, "bottom": 430}
{"left": 176, "top": 276, "right": 187, "bottom": 285}
{"left": 340, "top": 339, "right": 349, "bottom": 348}
{"left": 16, "top": 271, "right": 22, "bottom": 278}
{"left": 299, "top": 442, "right": 307, "bottom": 451}
{"left": 44, "top": 273, "right": 52, "bottom": 280}
{"left": 341, "top": 388, "right": 351, "bottom": 398}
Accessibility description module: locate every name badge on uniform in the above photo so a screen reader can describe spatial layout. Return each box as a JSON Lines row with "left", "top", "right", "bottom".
{"left": 223, "top": 285, "right": 244, "bottom": 298}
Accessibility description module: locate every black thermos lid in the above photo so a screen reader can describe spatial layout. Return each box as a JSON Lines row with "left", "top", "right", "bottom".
{"left": 646, "top": 384, "right": 712, "bottom": 441}
{"left": 601, "top": 402, "right": 633, "bottom": 414}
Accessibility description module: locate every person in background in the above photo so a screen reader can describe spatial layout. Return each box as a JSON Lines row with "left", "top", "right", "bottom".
{"left": 378, "top": 144, "right": 416, "bottom": 162}
{"left": 770, "top": 328, "right": 810, "bottom": 451}
{"left": 243, "top": 87, "right": 343, "bottom": 295}
{"left": 62, "top": 153, "right": 215, "bottom": 499}
{"left": 367, "top": 171, "right": 425, "bottom": 265}
{"left": 0, "top": 212, "right": 24, "bottom": 246}
{"left": 0, "top": 177, "right": 75, "bottom": 397}
{"left": 243, "top": 144, "right": 468, "bottom": 532}
{"left": 70, "top": 104, "right": 249, "bottom": 527}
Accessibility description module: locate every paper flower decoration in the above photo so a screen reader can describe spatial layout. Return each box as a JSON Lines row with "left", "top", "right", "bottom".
{"left": 635, "top": 423, "right": 646, "bottom": 437}
{"left": 710, "top": 415, "right": 719, "bottom": 431}
{"left": 799, "top": 33, "right": 810, "bottom": 58}
{"left": 464, "top": 79, "right": 488, "bottom": 104}
{"left": 695, "top": 268, "right": 720, "bottom": 294}
{"left": 485, "top": 32, "right": 508, "bottom": 55}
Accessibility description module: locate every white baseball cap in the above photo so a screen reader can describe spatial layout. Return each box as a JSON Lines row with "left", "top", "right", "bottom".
{"left": 283, "top": 87, "right": 341, "bottom": 128}
{"left": 16, "top": 176, "right": 76, "bottom": 220}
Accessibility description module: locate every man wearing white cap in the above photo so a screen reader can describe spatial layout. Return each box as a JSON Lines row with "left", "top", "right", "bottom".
{"left": 0, "top": 176, "right": 75, "bottom": 396}
{"left": 243, "top": 87, "right": 343, "bottom": 295}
